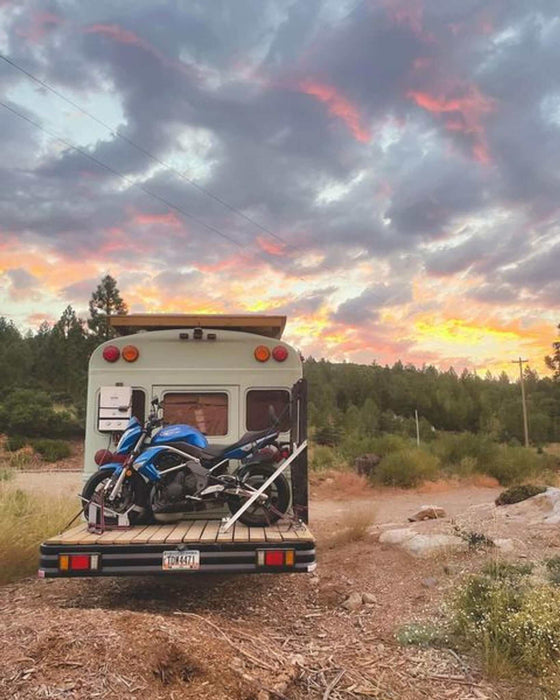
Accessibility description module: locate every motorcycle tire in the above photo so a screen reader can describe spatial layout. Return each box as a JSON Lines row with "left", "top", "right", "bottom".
{"left": 227, "top": 463, "right": 290, "bottom": 527}
{"left": 81, "top": 469, "right": 149, "bottom": 526}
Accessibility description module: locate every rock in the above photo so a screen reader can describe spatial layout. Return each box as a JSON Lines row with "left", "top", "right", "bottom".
{"left": 494, "top": 538, "right": 515, "bottom": 552}
{"left": 402, "top": 534, "right": 468, "bottom": 557}
{"left": 342, "top": 591, "right": 363, "bottom": 611}
{"left": 354, "top": 453, "right": 381, "bottom": 477}
{"left": 408, "top": 505, "right": 447, "bottom": 522}
{"left": 421, "top": 577, "right": 438, "bottom": 588}
{"left": 379, "top": 528, "right": 417, "bottom": 545}
{"left": 362, "top": 592, "right": 378, "bottom": 604}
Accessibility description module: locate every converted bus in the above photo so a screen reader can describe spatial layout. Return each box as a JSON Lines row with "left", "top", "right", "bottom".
{"left": 39, "top": 314, "right": 315, "bottom": 577}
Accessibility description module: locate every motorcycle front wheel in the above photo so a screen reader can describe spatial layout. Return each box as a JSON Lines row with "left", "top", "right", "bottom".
{"left": 81, "top": 470, "right": 148, "bottom": 526}
{"left": 227, "top": 463, "right": 290, "bottom": 527}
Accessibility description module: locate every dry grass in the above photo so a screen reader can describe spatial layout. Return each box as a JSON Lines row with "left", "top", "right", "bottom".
{"left": 310, "top": 469, "right": 371, "bottom": 499}
{"left": 324, "top": 505, "right": 377, "bottom": 549}
{"left": 0, "top": 483, "right": 77, "bottom": 585}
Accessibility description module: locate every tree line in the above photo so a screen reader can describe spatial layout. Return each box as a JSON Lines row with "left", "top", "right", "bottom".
{"left": 0, "top": 273, "right": 559, "bottom": 444}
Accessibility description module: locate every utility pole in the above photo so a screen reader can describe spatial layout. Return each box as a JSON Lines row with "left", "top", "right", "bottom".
{"left": 511, "top": 357, "right": 530, "bottom": 447}
{"left": 415, "top": 409, "right": 420, "bottom": 446}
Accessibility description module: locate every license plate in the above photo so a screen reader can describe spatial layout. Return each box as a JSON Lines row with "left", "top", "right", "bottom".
{"left": 162, "top": 550, "right": 200, "bottom": 571}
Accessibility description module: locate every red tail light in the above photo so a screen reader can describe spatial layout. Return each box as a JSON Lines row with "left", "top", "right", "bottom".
{"left": 256, "top": 549, "right": 295, "bottom": 568}
{"left": 272, "top": 345, "right": 288, "bottom": 362}
{"left": 102, "top": 345, "right": 120, "bottom": 362}
{"left": 59, "top": 554, "right": 100, "bottom": 571}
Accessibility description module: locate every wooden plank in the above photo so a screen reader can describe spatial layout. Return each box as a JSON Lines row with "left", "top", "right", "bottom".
{"left": 183, "top": 520, "right": 207, "bottom": 541}
{"left": 249, "top": 527, "right": 267, "bottom": 543}
{"left": 199, "top": 520, "right": 221, "bottom": 542}
{"left": 109, "top": 314, "right": 286, "bottom": 339}
{"left": 130, "top": 524, "right": 155, "bottom": 543}
{"left": 166, "top": 521, "right": 195, "bottom": 544}
{"left": 50, "top": 524, "right": 88, "bottom": 544}
{"left": 233, "top": 523, "right": 250, "bottom": 543}
{"left": 216, "top": 522, "right": 234, "bottom": 543}
{"left": 264, "top": 526, "right": 284, "bottom": 543}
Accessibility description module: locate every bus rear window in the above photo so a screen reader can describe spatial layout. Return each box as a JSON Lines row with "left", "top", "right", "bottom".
{"left": 246, "top": 390, "right": 290, "bottom": 431}
{"left": 163, "top": 393, "right": 228, "bottom": 436}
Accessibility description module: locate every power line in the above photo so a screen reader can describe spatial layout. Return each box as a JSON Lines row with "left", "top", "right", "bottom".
{"left": 0, "top": 52, "right": 296, "bottom": 252}
{"left": 0, "top": 98, "right": 263, "bottom": 256}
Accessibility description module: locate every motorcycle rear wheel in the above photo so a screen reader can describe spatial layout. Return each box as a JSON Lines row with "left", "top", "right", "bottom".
{"left": 227, "top": 463, "right": 290, "bottom": 527}
{"left": 81, "top": 470, "right": 148, "bottom": 525}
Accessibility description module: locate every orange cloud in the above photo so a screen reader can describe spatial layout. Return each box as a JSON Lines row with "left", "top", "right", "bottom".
{"left": 298, "top": 80, "right": 371, "bottom": 143}
{"left": 256, "top": 236, "right": 285, "bottom": 256}
{"left": 407, "top": 86, "right": 494, "bottom": 164}
{"left": 133, "top": 212, "right": 182, "bottom": 229}
{"left": 17, "top": 11, "right": 63, "bottom": 43}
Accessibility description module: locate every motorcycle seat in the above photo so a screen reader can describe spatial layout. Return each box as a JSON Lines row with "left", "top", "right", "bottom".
{"left": 156, "top": 428, "right": 276, "bottom": 463}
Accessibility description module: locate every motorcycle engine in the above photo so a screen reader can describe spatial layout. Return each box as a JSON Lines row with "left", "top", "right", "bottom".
{"left": 152, "top": 453, "right": 202, "bottom": 513}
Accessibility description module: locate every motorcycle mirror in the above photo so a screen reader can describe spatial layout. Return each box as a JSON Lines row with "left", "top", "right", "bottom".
{"left": 151, "top": 397, "right": 160, "bottom": 407}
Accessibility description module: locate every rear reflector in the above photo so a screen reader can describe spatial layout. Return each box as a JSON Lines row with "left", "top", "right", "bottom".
{"left": 102, "top": 345, "right": 120, "bottom": 363}
{"left": 256, "top": 549, "right": 295, "bottom": 568}
{"left": 254, "top": 345, "right": 271, "bottom": 362}
{"left": 272, "top": 345, "right": 288, "bottom": 362}
{"left": 59, "top": 553, "right": 100, "bottom": 572}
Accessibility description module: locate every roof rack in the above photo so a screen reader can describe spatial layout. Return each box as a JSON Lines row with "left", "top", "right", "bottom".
{"left": 108, "top": 314, "right": 286, "bottom": 339}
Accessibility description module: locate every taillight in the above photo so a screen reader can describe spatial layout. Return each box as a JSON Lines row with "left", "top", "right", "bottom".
{"left": 280, "top": 445, "right": 291, "bottom": 460}
{"left": 102, "top": 345, "right": 120, "bottom": 362}
{"left": 122, "top": 345, "right": 139, "bottom": 362}
{"left": 272, "top": 345, "right": 288, "bottom": 362}
{"left": 254, "top": 345, "right": 270, "bottom": 362}
{"left": 59, "top": 554, "right": 100, "bottom": 571}
{"left": 256, "top": 549, "right": 295, "bottom": 568}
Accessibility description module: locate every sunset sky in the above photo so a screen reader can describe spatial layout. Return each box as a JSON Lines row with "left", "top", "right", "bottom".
{"left": 0, "top": 0, "right": 558, "bottom": 375}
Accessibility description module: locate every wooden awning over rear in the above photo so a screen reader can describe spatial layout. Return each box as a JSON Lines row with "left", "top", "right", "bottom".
{"left": 108, "top": 314, "right": 287, "bottom": 339}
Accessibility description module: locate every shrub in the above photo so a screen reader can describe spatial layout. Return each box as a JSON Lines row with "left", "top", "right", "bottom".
{"left": 430, "top": 432, "right": 499, "bottom": 468}
{"left": 482, "top": 561, "right": 534, "bottom": 580}
{"left": 485, "top": 446, "right": 543, "bottom": 485}
{"left": 0, "top": 467, "right": 14, "bottom": 482}
{"left": 546, "top": 557, "right": 560, "bottom": 585}
{"left": 495, "top": 484, "right": 547, "bottom": 506}
{"left": 310, "top": 444, "right": 340, "bottom": 471}
{"left": 5, "top": 435, "right": 28, "bottom": 452}
{"left": 0, "top": 485, "right": 77, "bottom": 584}
{"left": 31, "top": 439, "right": 72, "bottom": 463}
{"left": 396, "top": 622, "right": 446, "bottom": 647}
{"left": 0, "top": 389, "right": 82, "bottom": 438}
{"left": 375, "top": 448, "right": 439, "bottom": 488}
{"left": 452, "top": 572, "right": 560, "bottom": 676}
{"left": 325, "top": 505, "right": 376, "bottom": 548}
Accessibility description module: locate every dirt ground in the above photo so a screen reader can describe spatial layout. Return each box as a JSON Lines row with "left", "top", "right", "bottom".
{"left": 0, "top": 475, "right": 550, "bottom": 700}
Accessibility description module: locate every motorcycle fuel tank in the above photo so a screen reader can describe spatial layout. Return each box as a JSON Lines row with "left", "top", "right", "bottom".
{"left": 151, "top": 424, "right": 208, "bottom": 448}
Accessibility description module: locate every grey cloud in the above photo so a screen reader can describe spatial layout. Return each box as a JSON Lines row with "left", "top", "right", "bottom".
{"left": 332, "top": 282, "right": 412, "bottom": 324}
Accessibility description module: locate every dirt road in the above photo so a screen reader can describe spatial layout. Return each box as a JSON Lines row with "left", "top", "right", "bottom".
{"left": 0, "top": 480, "right": 528, "bottom": 699}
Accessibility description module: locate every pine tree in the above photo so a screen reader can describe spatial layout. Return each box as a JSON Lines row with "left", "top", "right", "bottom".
{"left": 545, "top": 323, "right": 560, "bottom": 379}
{"left": 87, "top": 275, "right": 128, "bottom": 341}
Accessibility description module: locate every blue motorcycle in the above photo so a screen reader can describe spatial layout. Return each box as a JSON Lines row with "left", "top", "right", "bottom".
{"left": 82, "top": 399, "right": 291, "bottom": 526}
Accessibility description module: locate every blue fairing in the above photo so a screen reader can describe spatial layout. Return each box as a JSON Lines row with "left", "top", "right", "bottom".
{"left": 116, "top": 417, "right": 142, "bottom": 454}
{"left": 152, "top": 423, "right": 208, "bottom": 448}
{"left": 133, "top": 446, "right": 164, "bottom": 481}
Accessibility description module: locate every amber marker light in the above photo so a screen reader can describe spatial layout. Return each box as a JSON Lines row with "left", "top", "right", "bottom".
{"left": 254, "top": 345, "right": 271, "bottom": 362}
{"left": 122, "top": 345, "right": 139, "bottom": 362}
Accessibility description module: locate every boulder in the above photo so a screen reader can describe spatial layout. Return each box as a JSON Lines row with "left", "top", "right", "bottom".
{"left": 402, "top": 534, "right": 468, "bottom": 557}
{"left": 354, "top": 453, "right": 381, "bottom": 477}
{"left": 408, "top": 505, "right": 446, "bottom": 522}
{"left": 379, "top": 528, "right": 417, "bottom": 545}
{"left": 362, "top": 592, "right": 378, "bottom": 605}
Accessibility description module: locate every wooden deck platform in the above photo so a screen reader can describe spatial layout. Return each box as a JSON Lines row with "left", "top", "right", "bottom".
{"left": 45, "top": 520, "right": 314, "bottom": 546}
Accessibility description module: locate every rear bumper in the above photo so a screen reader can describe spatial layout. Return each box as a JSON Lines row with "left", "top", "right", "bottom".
{"left": 38, "top": 540, "right": 316, "bottom": 578}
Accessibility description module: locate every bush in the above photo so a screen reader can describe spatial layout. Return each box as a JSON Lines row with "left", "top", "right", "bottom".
{"left": 5, "top": 435, "right": 28, "bottom": 452}
{"left": 546, "top": 557, "right": 560, "bottom": 585}
{"left": 0, "top": 485, "right": 77, "bottom": 584}
{"left": 310, "top": 444, "right": 341, "bottom": 471}
{"left": 0, "top": 467, "right": 14, "bottom": 482}
{"left": 495, "top": 484, "right": 547, "bottom": 506}
{"left": 375, "top": 448, "right": 439, "bottom": 488}
{"left": 430, "top": 432, "right": 499, "bottom": 469}
{"left": 453, "top": 571, "right": 560, "bottom": 676}
{"left": 485, "top": 446, "right": 544, "bottom": 485}
{"left": 31, "top": 439, "right": 72, "bottom": 463}
{"left": 0, "top": 389, "right": 82, "bottom": 438}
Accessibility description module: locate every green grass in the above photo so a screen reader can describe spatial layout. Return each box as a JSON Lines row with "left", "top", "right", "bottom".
{"left": 0, "top": 484, "right": 77, "bottom": 585}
